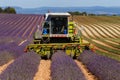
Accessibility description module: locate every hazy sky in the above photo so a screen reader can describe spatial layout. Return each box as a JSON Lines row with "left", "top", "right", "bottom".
{"left": 0, "top": 0, "right": 120, "bottom": 8}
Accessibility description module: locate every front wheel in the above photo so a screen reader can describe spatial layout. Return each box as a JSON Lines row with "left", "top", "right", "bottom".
{"left": 73, "top": 53, "right": 77, "bottom": 59}
{"left": 70, "top": 52, "right": 74, "bottom": 58}
{"left": 46, "top": 53, "right": 51, "bottom": 59}
{"left": 85, "top": 45, "right": 90, "bottom": 50}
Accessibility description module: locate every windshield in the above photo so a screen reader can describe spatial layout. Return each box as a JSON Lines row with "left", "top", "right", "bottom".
{"left": 51, "top": 17, "right": 68, "bottom": 34}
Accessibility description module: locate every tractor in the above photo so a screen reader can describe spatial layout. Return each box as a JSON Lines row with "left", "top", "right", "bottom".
{"left": 24, "top": 13, "right": 90, "bottom": 59}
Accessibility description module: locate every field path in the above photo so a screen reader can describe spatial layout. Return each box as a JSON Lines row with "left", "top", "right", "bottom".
{"left": 0, "top": 60, "right": 14, "bottom": 74}
{"left": 75, "top": 60, "right": 98, "bottom": 80}
{"left": 34, "top": 60, "right": 51, "bottom": 80}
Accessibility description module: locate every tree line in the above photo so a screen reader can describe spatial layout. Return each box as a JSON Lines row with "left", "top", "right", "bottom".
{"left": 0, "top": 7, "right": 16, "bottom": 14}
{"left": 68, "top": 11, "right": 118, "bottom": 16}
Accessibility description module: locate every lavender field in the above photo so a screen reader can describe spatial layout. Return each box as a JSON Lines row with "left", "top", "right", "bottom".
{"left": 0, "top": 14, "right": 120, "bottom": 80}
{"left": 78, "top": 50, "right": 120, "bottom": 80}
{"left": 0, "top": 14, "right": 44, "bottom": 38}
{"left": 51, "top": 51, "right": 86, "bottom": 80}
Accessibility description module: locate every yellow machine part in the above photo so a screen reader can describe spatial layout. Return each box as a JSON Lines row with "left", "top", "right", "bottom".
{"left": 25, "top": 42, "right": 90, "bottom": 59}
{"left": 68, "top": 22, "right": 74, "bottom": 37}
{"left": 25, "top": 20, "right": 90, "bottom": 59}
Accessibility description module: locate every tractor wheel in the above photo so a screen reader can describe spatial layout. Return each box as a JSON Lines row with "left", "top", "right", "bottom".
{"left": 50, "top": 48, "right": 54, "bottom": 59}
{"left": 70, "top": 52, "right": 74, "bottom": 59}
{"left": 73, "top": 53, "right": 76, "bottom": 59}
{"left": 47, "top": 53, "right": 51, "bottom": 59}
{"left": 85, "top": 45, "right": 90, "bottom": 50}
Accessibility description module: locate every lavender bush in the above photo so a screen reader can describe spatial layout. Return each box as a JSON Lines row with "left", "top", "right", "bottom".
{"left": 0, "top": 36, "right": 31, "bottom": 57}
{"left": 51, "top": 50, "right": 86, "bottom": 80}
{"left": 0, "top": 51, "right": 15, "bottom": 66}
{"left": 0, "top": 52, "right": 41, "bottom": 80}
{"left": 78, "top": 50, "right": 120, "bottom": 80}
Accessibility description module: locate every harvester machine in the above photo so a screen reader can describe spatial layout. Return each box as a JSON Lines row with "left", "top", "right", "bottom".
{"left": 25, "top": 13, "right": 90, "bottom": 59}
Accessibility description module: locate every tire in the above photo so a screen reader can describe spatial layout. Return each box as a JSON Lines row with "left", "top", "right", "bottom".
{"left": 47, "top": 53, "right": 51, "bottom": 59}
{"left": 70, "top": 52, "right": 74, "bottom": 59}
{"left": 85, "top": 45, "right": 90, "bottom": 50}
{"left": 73, "top": 54, "right": 76, "bottom": 59}
{"left": 50, "top": 48, "right": 54, "bottom": 59}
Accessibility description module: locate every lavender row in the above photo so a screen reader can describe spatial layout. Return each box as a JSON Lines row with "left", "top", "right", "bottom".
{"left": 51, "top": 50, "right": 86, "bottom": 80}
{"left": 0, "top": 36, "right": 31, "bottom": 57}
{"left": 0, "top": 38, "right": 30, "bottom": 66}
{"left": 78, "top": 50, "right": 120, "bottom": 80}
{"left": 0, "top": 51, "right": 14, "bottom": 66}
{"left": 0, "top": 37, "right": 23, "bottom": 66}
{"left": 0, "top": 14, "right": 44, "bottom": 38}
{"left": 0, "top": 52, "right": 41, "bottom": 80}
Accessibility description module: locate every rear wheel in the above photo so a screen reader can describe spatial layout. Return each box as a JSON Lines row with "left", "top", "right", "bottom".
{"left": 73, "top": 53, "right": 76, "bottom": 59}
{"left": 85, "top": 45, "right": 89, "bottom": 50}
{"left": 50, "top": 48, "right": 54, "bottom": 58}
{"left": 70, "top": 52, "right": 74, "bottom": 58}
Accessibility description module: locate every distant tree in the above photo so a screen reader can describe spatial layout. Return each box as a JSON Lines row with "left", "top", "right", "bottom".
{"left": 4, "top": 7, "right": 16, "bottom": 14}
{"left": 97, "top": 14, "right": 108, "bottom": 16}
{"left": 88, "top": 13, "right": 96, "bottom": 16}
{"left": 0, "top": 7, "right": 3, "bottom": 13}
{"left": 68, "top": 11, "right": 89, "bottom": 16}
{"left": 68, "top": 11, "right": 82, "bottom": 15}
{"left": 82, "top": 12, "right": 87, "bottom": 16}
{"left": 112, "top": 14, "right": 117, "bottom": 16}
{"left": 74, "top": 11, "right": 81, "bottom": 15}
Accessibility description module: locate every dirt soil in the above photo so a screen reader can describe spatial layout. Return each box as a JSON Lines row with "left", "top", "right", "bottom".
{"left": 0, "top": 58, "right": 98, "bottom": 80}
{"left": 34, "top": 60, "right": 51, "bottom": 80}
{"left": 75, "top": 60, "right": 98, "bottom": 80}
{"left": 0, "top": 60, "right": 14, "bottom": 74}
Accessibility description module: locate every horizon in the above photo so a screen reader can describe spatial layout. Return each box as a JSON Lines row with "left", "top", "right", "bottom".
{"left": 0, "top": 0, "right": 120, "bottom": 8}
{"left": 2, "top": 6, "right": 120, "bottom": 9}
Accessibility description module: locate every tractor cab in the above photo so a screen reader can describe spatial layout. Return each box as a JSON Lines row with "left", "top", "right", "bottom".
{"left": 42, "top": 13, "right": 70, "bottom": 35}
{"left": 35, "top": 13, "right": 74, "bottom": 43}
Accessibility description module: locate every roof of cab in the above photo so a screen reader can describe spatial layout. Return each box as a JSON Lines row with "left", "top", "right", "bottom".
{"left": 46, "top": 13, "right": 70, "bottom": 16}
{"left": 45, "top": 13, "right": 70, "bottom": 20}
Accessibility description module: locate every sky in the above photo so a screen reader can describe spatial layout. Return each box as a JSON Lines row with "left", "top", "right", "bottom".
{"left": 0, "top": 0, "right": 120, "bottom": 8}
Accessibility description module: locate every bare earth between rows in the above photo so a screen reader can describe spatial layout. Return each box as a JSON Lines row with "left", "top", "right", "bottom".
{"left": 1, "top": 60, "right": 97, "bottom": 80}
